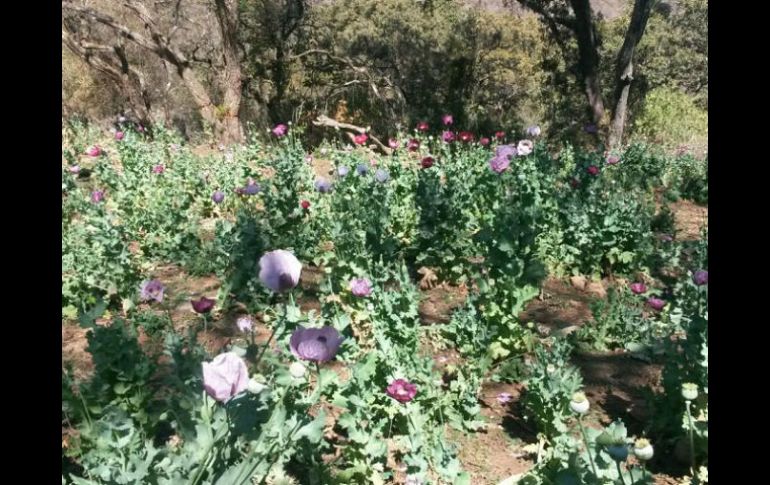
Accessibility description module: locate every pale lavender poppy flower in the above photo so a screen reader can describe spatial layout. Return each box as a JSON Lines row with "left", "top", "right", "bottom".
{"left": 272, "top": 123, "right": 288, "bottom": 137}
{"left": 606, "top": 155, "right": 621, "bottom": 165}
{"left": 236, "top": 316, "right": 254, "bottom": 333}
{"left": 289, "top": 325, "right": 344, "bottom": 363}
{"left": 495, "top": 144, "right": 518, "bottom": 160}
{"left": 91, "top": 190, "right": 105, "bottom": 203}
{"left": 349, "top": 278, "right": 372, "bottom": 297}
{"left": 69, "top": 165, "right": 81, "bottom": 174}
{"left": 526, "top": 125, "right": 541, "bottom": 137}
{"left": 258, "top": 250, "right": 302, "bottom": 292}
{"left": 140, "top": 279, "right": 165, "bottom": 303}
{"left": 517, "top": 140, "right": 534, "bottom": 156}
{"left": 212, "top": 190, "right": 225, "bottom": 204}
{"left": 356, "top": 163, "right": 369, "bottom": 176}
{"left": 202, "top": 352, "right": 249, "bottom": 402}
{"left": 497, "top": 392, "right": 513, "bottom": 404}
{"left": 374, "top": 169, "right": 389, "bottom": 183}
{"left": 337, "top": 165, "right": 350, "bottom": 177}
{"left": 489, "top": 156, "right": 511, "bottom": 174}
{"left": 315, "top": 178, "right": 333, "bottom": 193}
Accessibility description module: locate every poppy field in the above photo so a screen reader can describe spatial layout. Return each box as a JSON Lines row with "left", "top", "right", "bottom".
{"left": 62, "top": 119, "right": 707, "bottom": 485}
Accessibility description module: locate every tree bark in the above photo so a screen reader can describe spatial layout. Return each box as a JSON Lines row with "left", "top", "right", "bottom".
{"left": 213, "top": 0, "right": 244, "bottom": 143}
{"left": 608, "top": 0, "right": 655, "bottom": 148}
{"left": 569, "top": 0, "right": 605, "bottom": 125}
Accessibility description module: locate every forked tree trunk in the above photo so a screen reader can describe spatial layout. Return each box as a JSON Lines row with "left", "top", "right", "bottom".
{"left": 608, "top": 0, "right": 655, "bottom": 148}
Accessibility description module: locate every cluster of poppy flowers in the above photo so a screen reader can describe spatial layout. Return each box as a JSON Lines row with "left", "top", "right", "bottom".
{"left": 628, "top": 269, "right": 707, "bottom": 311}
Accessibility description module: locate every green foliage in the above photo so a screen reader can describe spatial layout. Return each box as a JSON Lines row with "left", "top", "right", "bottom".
{"left": 630, "top": 87, "right": 708, "bottom": 149}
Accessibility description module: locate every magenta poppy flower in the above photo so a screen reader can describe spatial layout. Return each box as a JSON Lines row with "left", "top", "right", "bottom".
{"left": 152, "top": 164, "right": 165, "bottom": 174}
{"left": 202, "top": 352, "right": 249, "bottom": 402}
{"left": 692, "top": 270, "right": 708, "bottom": 286}
{"left": 587, "top": 165, "right": 600, "bottom": 176}
{"left": 85, "top": 145, "right": 101, "bottom": 157}
{"left": 416, "top": 122, "right": 429, "bottom": 132}
{"left": 139, "top": 279, "right": 165, "bottom": 303}
{"left": 458, "top": 131, "right": 475, "bottom": 143}
{"left": 442, "top": 131, "right": 455, "bottom": 143}
{"left": 191, "top": 296, "right": 216, "bottom": 314}
{"left": 272, "top": 123, "right": 288, "bottom": 137}
{"left": 91, "top": 190, "right": 105, "bottom": 203}
{"left": 212, "top": 190, "right": 225, "bottom": 204}
{"left": 479, "top": 137, "right": 490, "bottom": 146}
{"left": 301, "top": 200, "right": 310, "bottom": 210}
{"left": 259, "top": 250, "right": 302, "bottom": 292}
{"left": 115, "top": 131, "right": 125, "bottom": 141}
{"left": 647, "top": 297, "right": 666, "bottom": 311}
{"left": 386, "top": 379, "right": 418, "bottom": 403}
{"left": 495, "top": 131, "right": 505, "bottom": 140}
{"left": 407, "top": 139, "right": 420, "bottom": 152}
{"left": 289, "top": 325, "right": 344, "bottom": 363}
{"left": 349, "top": 278, "right": 372, "bottom": 297}
{"left": 354, "top": 133, "right": 368, "bottom": 145}
{"left": 421, "top": 156, "right": 435, "bottom": 169}
{"left": 497, "top": 392, "right": 513, "bottom": 404}
{"left": 630, "top": 282, "right": 647, "bottom": 295}
{"left": 606, "top": 155, "right": 620, "bottom": 165}
{"left": 442, "top": 114, "right": 453, "bottom": 126}
{"left": 388, "top": 138, "right": 399, "bottom": 150}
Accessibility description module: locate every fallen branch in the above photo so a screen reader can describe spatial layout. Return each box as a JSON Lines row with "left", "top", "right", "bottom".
{"left": 312, "top": 115, "right": 392, "bottom": 154}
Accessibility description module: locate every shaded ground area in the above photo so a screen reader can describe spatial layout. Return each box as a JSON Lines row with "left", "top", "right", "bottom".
{"left": 671, "top": 200, "right": 708, "bottom": 240}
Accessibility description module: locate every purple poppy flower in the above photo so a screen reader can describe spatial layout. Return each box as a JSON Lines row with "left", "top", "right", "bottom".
{"left": 388, "top": 138, "right": 399, "bottom": 150}
{"left": 692, "top": 270, "right": 708, "bottom": 286}
{"left": 212, "top": 190, "right": 225, "bottom": 204}
{"left": 305, "top": 154, "right": 313, "bottom": 164}
{"left": 85, "top": 145, "right": 101, "bottom": 157}
{"left": 479, "top": 137, "right": 490, "bottom": 147}
{"left": 442, "top": 114, "right": 453, "bottom": 126}
{"left": 421, "top": 156, "right": 435, "bottom": 169}
{"left": 442, "top": 130, "right": 455, "bottom": 143}
{"left": 407, "top": 139, "right": 420, "bottom": 152}
{"left": 315, "top": 178, "right": 333, "bottom": 193}
{"left": 495, "top": 131, "right": 505, "bottom": 141}
{"left": 115, "top": 131, "right": 125, "bottom": 141}
{"left": 630, "top": 282, "right": 647, "bottom": 295}
{"left": 236, "top": 316, "right": 253, "bottom": 333}
{"left": 497, "top": 392, "right": 513, "bottom": 404}
{"left": 243, "top": 178, "right": 260, "bottom": 195}
{"left": 489, "top": 156, "right": 511, "bottom": 174}
{"left": 202, "top": 352, "right": 249, "bottom": 402}
{"left": 272, "top": 123, "right": 288, "bottom": 137}
{"left": 587, "top": 165, "right": 600, "bottom": 176}
{"left": 647, "top": 297, "right": 666, "bottom": 311}
{"left": 386, "top": 378, "right": 418, "bottom": 403}
{"left": 526, "top": 125, "right": 541, "bottom": 137}
{"left": 495, "top": 144, "right": 518, "bottom": 160}
{"left": 137, "top": 124, "right": 146, "bottom": 133}
{"left": 337, "top": 165, "right": 350, "bottom": 177}
{"left": 152, "top": 164, "right": 165, "bottom": 174}
{"left": 356, "top": 163, "right": 369, "bottom": 176}
{"left": 606, "top": 155, "right": 620, "bottom": 165}
{"left": 259, "top": 250, "right": 302, "bottom": 292}
{"left": 69, "top": 165, "right": 81, "bottom": 174}
{"left": 191, "top": 296, "right": 216, "bottom": 314}
{"left": 91, "top": 190, "right": 105, "bottom": 203}
{"left": 517, "top": 140, "right": 534, "bottom": 156}
{"left": 139, "top": 279, "right": 165, "bottom": 303}
{"left": 289, "top": 325, "right": 344, "bottom": 363}
{"left": 374, "top": 169, "right": 389, "bottom": 183}
{"left": 349, "top": 278, "right": 372, "bottom": 297}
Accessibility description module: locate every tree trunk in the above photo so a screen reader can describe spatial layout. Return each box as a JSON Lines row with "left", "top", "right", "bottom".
{"left": 214, "top": 0, "right": 244, "bottom": 144}
{"left": 569, "top": 0, "right": 605, "bottom": 125}
{"left": 608, "top": 0, "right": 655, "bottom": 148}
